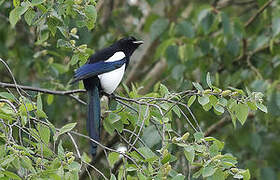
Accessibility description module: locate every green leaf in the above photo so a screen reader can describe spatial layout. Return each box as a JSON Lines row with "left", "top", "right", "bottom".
{"left": 198, "top": 96, "right": 209, "bottom": 106}
{"left": 108, "top": 113, "right": 121, "bottom": 123}
{"left": 257, "top": 0, "right": 268, "bottom": 6}
{"left": 113, "top": 119, "right": 124, "bottom": 133}
{"left": 13, "top": 0, "right": 20, "bottom": 7}
{"left": 58, "top": 140, "right": 64, "bottom": 157}
{"left": 209, "top": 143, "right": 219, "bottom": 157}
{"left": 171, "top": 174, "right": 185, "bottom": 180}
{"left": 0, "top": 92, "right": 16, "bottom": 101}
{"left": 272, "top": 17, "right": 280, "bottom": 37}
{"left": 21, "top": 156, "right": 35, "bottom": 173}
{"left": 52, "top": 63, "right": 69, "bottom": 74}
{"left": 247, "top": 101, "right": 257, "bottom": 110}
{"left": 172, "top": 105, "right": 181, "bottom": 118}
{"left": 194, "top": 132, "right": 204, "bottom": 142}
{"left": 35, "top": 31, "right": 49, "bottom": 45}
{"left": 37, "top": 93, "right": 42, "bottom": 110}
{"left": 110, "top": 174, "right": 117, "bottom": 180}
{"left": 159, "top": 84, "right": 169, "bottom": 96}
{"left": 192, "top": 82, "right": 204, "bottom": 91}
{"left": 256, "top": 102, "right": 267, "bottom": 113}
{"left": 253, "top": 35, "right": 269, "bottom": 51}
{"left": 150, "top": 18, "right": 169, "bottom": 40}
{"left": 203, "top": 102, "right": 212, "bottom": 111}
{"left": 154, "top": 38, "right": 176, "bottom": 60}
{"left": 175, "top": 20, "right": 195, "bottom": 38}
{"left": 36, "top": 109, "right": 48, "bottom": 118}
{"left": 218, "top": 98, "right": 227, "bottom": 107}
{"left": 137, "top": 172, "right": 147, "bottom": 180}
{"left": 199, "top": 9, "right": 214, "bottom": 34}
{"left": 47, "top": 94, "right": 54, "bottom": 105}
{"left": 47, "top": 17, "right": 60, "bottom": 36}
{"left": 103, "top": 117, "right": 115, "bottom": 135}
{"left": 31, "top": 0, "right": 45, "bottom": 6}
{"left": 57, "top": 39, "right": 71, "bottom": 48}
{"left": 2, "top": 171, "right": 21, "bottom": 180}
{"left": 70, "top": 54, "right": 80, "bottom": 65}
{"left": 214, "top": 104, "right": 224, "bottom": 114}
{"left": 37, "top": 124, "right": 50, "bottom": 144}
{"left": 251, "top": 133, "right": 261, "bottom": 152}
{"left": 0, "top": 113, "right": 16, "bottom": 122}
{"left": 161, "top": 152, "right": 171, "bottom": 164}
{"left": 235, "top": 103, "right": 249, "bottom": 125}
{"left": 81, "top": 152, "right": 91, "bottom": 163}
{"left": 202, "top": 165, "right": 216, "bottom": 177}
{"left": 19, "top": 102, "right": 36, "bottom": 115}
{"left": 188, "top": 95, "right": 196, "bottom": 107}
{"left": 227, "top": 38, "right": 240, "bottom": 56}
{"left": 206, "top": 72, "right": 213, "bottom": 88}
{"left": 24, "top": 9, "right": 36, "bottom": 25}
{"left": 241, "top": 169, "right": 250, "bottom": 180}
{"left": 1, "top": 155, "right": 15, "bottom": 166}
{"left": 184, "top": 146, "right": 195, "bottom": 163}
{"left": 209, "top": 95, "right": 218, "bottom": 106}
{"left": 108, "top": 152, "right": 120, "bottom": 167}
{"left": 85, "top": 5, "right": 97, "bottom": 22}
{"left": 138, "top": 147, "right": 158, "bottom": 162}
{"left": 193, "top": 168, "right": 203, "bottom": 178}
{"left": 59, "top": 123, "right": 77, "bottom": 136}
{"left": 211, "top": 169, "right": 226, "bottom": 180}
{"left": 9, "top": 6, "right": 29, "bottom": 27}
{"left": 221, "top": 12, "right": 231, "bottom": 35}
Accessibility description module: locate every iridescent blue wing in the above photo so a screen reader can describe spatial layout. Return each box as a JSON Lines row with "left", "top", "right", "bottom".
{"left": 70, "top": 58, "right": 126, "bottom": 84}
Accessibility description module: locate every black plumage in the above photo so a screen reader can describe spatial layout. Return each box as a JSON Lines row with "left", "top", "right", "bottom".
{"left": 71, "top": 36, "right": 143, "bottom": 156}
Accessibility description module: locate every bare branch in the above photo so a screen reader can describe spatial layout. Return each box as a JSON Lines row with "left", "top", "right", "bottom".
{"left": 0, "top": 82, "right": 85, "bottom": 95}
{"left": 244, "top": 0, "right": 274, "bottom": 28}
{"left": 204, "top": 116, "right": 231, "bottom": 137}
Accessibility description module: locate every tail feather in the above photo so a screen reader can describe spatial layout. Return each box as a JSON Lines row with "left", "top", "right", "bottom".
{"left": 86, "top": 79, "right": 100, "bottom": 157}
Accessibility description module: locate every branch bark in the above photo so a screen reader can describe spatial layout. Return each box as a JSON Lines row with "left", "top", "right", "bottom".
{"left": 244, "top": 0, "right": 274, "bottom": 28}
{"left": 204, "top": 116, "right": 231, "bottom": 137}
{"left": 139, "top": 59, "right": 167, "bottom": 94}
{"left": 0, "top": 82, "right": 85, "bottom": 95}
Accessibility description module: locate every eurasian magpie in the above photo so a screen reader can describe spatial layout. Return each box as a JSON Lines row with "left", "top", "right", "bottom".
{"left": 71, "top": 37, "right": 143, "bottom": 156}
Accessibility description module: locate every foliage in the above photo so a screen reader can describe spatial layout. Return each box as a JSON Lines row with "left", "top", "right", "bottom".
{"left": 0, "top": 0, "right": 279, "bottom": 179}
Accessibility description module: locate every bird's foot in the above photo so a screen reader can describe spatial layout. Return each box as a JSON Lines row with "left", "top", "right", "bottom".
{"left": 102, "top": 92, "right": 116, "bottom": 99}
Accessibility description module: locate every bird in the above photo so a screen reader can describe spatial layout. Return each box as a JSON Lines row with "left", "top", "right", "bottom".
{"left": 71, "top": 37, "right": 143, "bottom": 156}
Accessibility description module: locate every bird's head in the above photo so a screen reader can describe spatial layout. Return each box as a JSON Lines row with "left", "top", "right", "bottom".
{"left": 116, "top": 36, "right": 143, "bottom": 57}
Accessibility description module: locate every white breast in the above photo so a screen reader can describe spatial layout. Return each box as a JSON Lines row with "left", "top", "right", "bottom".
{"left": 98, "top": 51, "right": 126, "bottom": 94}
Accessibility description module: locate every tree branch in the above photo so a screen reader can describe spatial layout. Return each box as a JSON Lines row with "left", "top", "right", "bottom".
{"left": 204, "top": 116, "right": 231, "bottom": 137}
{"left": 244, "top": 0, "right": 273, "bottom": 28}
{"left": 0, "top": 82, "right": 85, "bottom": 95}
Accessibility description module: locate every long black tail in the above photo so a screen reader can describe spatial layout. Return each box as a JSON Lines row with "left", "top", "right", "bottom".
{"left": 84, "top": 78, "right": 100, "bottom": 157}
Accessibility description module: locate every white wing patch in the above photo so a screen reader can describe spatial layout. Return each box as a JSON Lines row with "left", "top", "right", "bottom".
{"left": 105, "top": 51, "right": 125, "bottom": 62}
{"left": 98, "top": 51, "right": 126, "bottom": 94}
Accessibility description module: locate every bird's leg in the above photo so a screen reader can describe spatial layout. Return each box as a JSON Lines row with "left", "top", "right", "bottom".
{"left": 101, "top": 91, "right": 116, "bottom": 100}
{"left": 109, "top": 93, "right": 116, "bottom": 99}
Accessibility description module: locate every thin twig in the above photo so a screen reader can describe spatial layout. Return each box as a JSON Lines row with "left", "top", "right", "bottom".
{"left": 117, "top": 131, "right": 145, "bottom": 158}
{"left": 70, "top": 131, "right": 142, "bottom": 170}
{"left": 246, "top": 53, "right": 263, "bottom": 79}
{"left": 204, "top": 116, "right": 231, "bottom": 137}
{"left": 122, "top": 129, "right": 146, "bottom": 146}
{"left": 67, "top": 132, "right": 81, "bottom": 158}
{"left": 244, "top": 0, "right": 273, "bottom": 28}
{"left": 0, "top": 99, "right": 18, "bottom": 113}
{"left": 0, "top": 82, "right": 86, "bottom": 95}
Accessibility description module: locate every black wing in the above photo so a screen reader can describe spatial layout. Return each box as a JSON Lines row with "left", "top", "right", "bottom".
{"left": 70, "top": 58, "right": 126, "bottom": 84}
